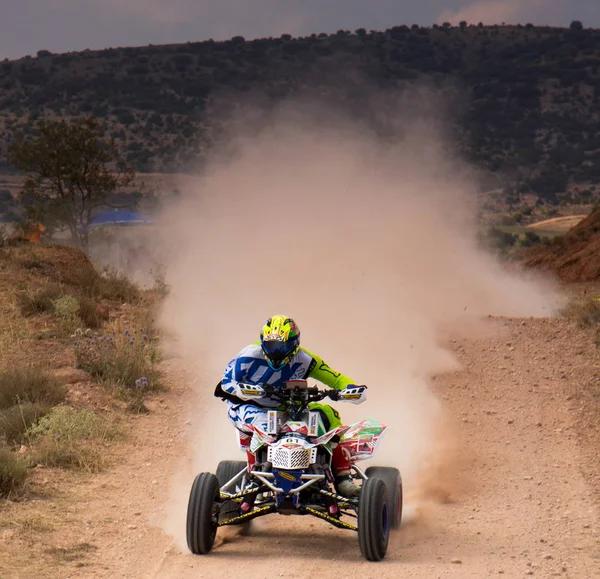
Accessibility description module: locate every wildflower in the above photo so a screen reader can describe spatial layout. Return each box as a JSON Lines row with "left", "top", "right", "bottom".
{"left": 129, "top": 339, "right": 135, "bottom": 345}
{"left": 142, "top": 334, "right": 148, "bottom": 341}
{"left": 124, "top": 329, "right": 131, "bottom": 336}
{"left": 135, "top": 377, "right": 149, "bottom": 390}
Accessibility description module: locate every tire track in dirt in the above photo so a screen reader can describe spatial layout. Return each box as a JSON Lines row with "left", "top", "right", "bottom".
{"left": 56, "top": 317, "right": 599, "bottom": 579}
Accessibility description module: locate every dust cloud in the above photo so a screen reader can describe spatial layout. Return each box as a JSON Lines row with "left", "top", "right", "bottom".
{"left": 155, "top": 92, "right": 560, "bottom": 549}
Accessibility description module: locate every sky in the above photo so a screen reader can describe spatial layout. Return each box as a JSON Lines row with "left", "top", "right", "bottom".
{"left": 1, "top": 0, "right": 599, "bottom": 60}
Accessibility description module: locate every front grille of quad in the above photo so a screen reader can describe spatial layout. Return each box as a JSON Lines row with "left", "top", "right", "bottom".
{"left": 268, "top": 446, "right": 312, "bottom": 469}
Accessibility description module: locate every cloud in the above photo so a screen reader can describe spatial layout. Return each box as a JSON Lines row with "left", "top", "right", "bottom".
{"left": 436, "top": 0, "right": 578, "bottom": 26}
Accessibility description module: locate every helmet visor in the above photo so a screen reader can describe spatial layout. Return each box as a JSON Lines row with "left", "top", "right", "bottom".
{"left": 262, "top": 339, "right": 295, "bottom": 362}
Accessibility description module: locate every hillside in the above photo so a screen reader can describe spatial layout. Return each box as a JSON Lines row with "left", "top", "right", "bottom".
{"left": 522, "top": 207, "right": 600, "bottom": 281}
{"left": 1, "top": 23, "right": 600, "bottom": 204}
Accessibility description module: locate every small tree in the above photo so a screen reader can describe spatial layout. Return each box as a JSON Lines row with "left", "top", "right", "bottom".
{"left": 570, "top": 20, "right": 583, "bottom": 32}
{"left": 9, "top": 116, "right": 135, "bottom": 251}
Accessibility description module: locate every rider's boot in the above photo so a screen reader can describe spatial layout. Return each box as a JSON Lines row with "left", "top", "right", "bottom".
{"left": 331, "top": 443, "right": 360, "bottom": 498}
{"left": 335, "top": 476, "right": 361, "bottom": 499}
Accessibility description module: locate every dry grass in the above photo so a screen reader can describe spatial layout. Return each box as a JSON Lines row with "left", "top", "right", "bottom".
{"left": 73, "top": 325, "right": 162, "bottom": 413}
{"left": 77, "top": 294, "right": 109, "bottom": 328}
{"left": 561, "top": 295, "right": 600, "bottom": 327}
{"left": 8, "top": 513, "right": 55, "bottom": 533}
{"left": 17, "top": 282, "right": 63, "bottom": 316}
{"left": 76, "top": 264, "right": 141, "bottom": 303}
{"left": 0, "top": 402, "right": 49, "bottom": 445}
{"left": 0, "top": 446, "right": 28, "bottom": 497}
{"left": 45, "top": 542, "right": 97, "bottom": 563}
{"left": 4, "top": 244, "right": 140, "bottom": 349}
{"left": 0, "top": 291, "right": 30, "bottom": 360}
{"left": 0, "top": 366, "right": 66, "bottom": 410}
{"left": 26, "top": 406, "right": 123, "bottom": 473}
{"left": 0, "top": 241, "right": 163, "bottom": 577}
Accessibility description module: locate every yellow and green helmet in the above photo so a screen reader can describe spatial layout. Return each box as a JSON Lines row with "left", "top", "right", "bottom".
{"left": 260, "top": 315, "right": 301, "bottom": 370}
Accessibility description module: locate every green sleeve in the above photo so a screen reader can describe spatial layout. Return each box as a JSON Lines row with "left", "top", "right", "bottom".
{"left": 301, "top": 347, "right": 355, "bottom": 391}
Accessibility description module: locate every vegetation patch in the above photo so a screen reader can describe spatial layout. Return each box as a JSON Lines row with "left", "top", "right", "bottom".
{"left": 76, "top": 265, "right": 141, "bottom": 303}
{"left": 44, "top": 542, "right": 97, "bottom": 563}
{"left": 17, "top": 283, "right": 63, "bottom": 316}
{"left": 0, "top": 445, "right": 28, "bottom": 498}
{"left": 0, "top": 366, "right": 66, "bottom": 410}
{"left": 0, "top": 402, "right": 49, "bottom": 446}
{"left": 26, "top": 406, "right": 122, "bottom": 472}
{"left": 74, "top": 328, "right": 162, "bottom": 412}
{"left": 52, "top": 294, "right": 81, "bottom": 334}
{"left": 561, "top": 295, "right": 600, "bottom": 327}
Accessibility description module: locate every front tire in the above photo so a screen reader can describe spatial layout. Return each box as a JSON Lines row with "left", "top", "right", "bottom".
{"left": 365, "top": 466, "right": 403, "bottom": 529}
{"left": 186, "top": 472, "right": 220, "bottom": 554}
{"left": 358, "top": 477, "right": 390, "bottom": 562}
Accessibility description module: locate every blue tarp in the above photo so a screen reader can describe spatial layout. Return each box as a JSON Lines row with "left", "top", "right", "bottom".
{"left": 87, "top": 210, "right": 154, "bottom": 229}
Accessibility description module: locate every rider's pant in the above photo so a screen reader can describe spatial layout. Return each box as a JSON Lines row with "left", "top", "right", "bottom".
{"left": 226, "top": 402, "right": 351, "bottom": 477}
{"left": 226, "top": 402, "right": 269, "bottom": 434}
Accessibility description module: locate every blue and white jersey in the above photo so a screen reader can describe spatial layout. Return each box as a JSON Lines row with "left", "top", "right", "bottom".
{"left": 222, "top": 344, "right": 313, "bottom": 408}
{"left": 221, "top": 343, "right": 355, "bottom": 408}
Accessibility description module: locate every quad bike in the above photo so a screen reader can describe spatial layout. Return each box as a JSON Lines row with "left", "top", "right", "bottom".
{"left": 186, "top": 379, "right": 403, "bottom": 562}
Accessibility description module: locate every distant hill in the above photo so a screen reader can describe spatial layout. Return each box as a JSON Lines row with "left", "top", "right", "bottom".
{"left": 2, "top": 23, "right": 600, "bottom": 205}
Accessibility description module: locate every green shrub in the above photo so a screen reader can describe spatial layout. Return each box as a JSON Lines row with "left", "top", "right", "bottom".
{"left": 26, "top": 406, "right": 121, "bottom": 472}
{"left": 27, "top": 406, "right": 112, "bottom": 440}
{"left": 0, "top": 446, "right": 28, "bottom": 497}
{"left": 0, "top": 402, "right": 49, "bottom": 446}
{"left": 0, "top": 366, "right": 66, "bottom": 410}
{"left": 52, "top": 294, "right": 81, "bottom": 333}
{"left": 31, "top": 437, "right": 106, "bottom": 472}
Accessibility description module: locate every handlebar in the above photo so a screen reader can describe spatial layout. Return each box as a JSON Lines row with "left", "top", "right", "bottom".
{"left": 261, "top": 383, "right": 340, "bottom": 402}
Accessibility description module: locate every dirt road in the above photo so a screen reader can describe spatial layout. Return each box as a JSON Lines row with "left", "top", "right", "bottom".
{"left": 49, "top": 315, "right": 599, "bottom": 579}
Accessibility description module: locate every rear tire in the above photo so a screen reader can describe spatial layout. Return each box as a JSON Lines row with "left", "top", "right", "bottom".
{"left": 365, "top": 466, "right": 403, "bottom": 529}
{"left": 216, "top": 461, "right": 247, "bottom": 516}
{"left": 358, "top": 477, "right": 389, "bottom": 562}
{"left": 186, "top": 473, "right": 219, "bottom": 554}
{"left": 216, "top": 460, "right": 247, "bottom": 488}
{"left": 216, "top": 460, "right": 251, "bottom": 533}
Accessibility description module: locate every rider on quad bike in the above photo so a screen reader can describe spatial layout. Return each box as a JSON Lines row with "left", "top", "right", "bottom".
{"left": 214, "top": 314, "right": 368, "bottom": 498}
